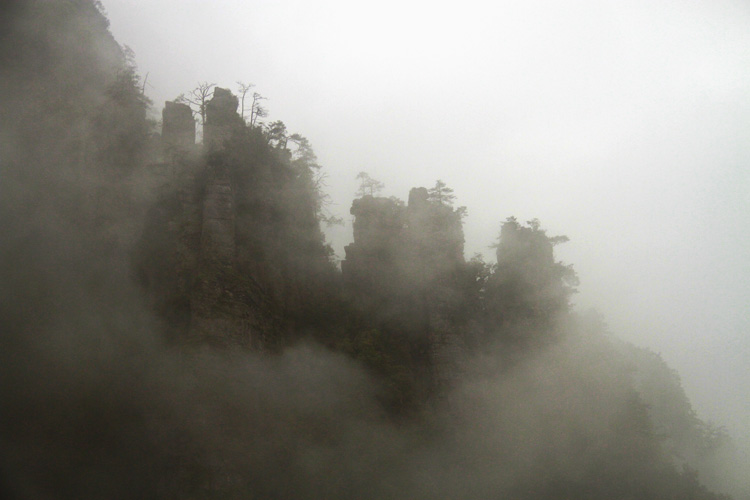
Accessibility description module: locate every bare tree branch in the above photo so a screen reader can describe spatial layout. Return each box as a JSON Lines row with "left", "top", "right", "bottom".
{"left": 177, "top": 82, "right": 216, "bottom": 127}
{"left": 249, "top": 92, "right": 267, "bottom": 128}
{"left": 236, "top": 81, "right": 255, "bottom": 122}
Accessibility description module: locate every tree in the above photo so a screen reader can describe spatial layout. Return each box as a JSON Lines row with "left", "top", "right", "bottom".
{"left": 249, "top": 92, "right": 267, "bottom": 128}
{"left": 236, "top": 81, "right": 255, "bottom": 122}
{"left": 177, "top": 82, "right": 216, "bottom": 128}
{"left": 355, "top": 172, "right": 384, "bottom": 197}
{"left": 289, "top": 134, "right": 319, "bottom": 169}
{"left": 265, "top": 120, "right": 288, "bottom": 149}
{"left": 312, "top": 171, "right": 344, "bottom": 227}
{"left": 427, "top": 179, "right": 456, "bottom": 206}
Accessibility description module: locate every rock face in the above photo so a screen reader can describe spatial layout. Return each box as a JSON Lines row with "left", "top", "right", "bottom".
{"left": 137, "top": 98, "right": 267, "bottom": 348}
{"left": 187, "top": 166, "right": 257, "bottom": 347}
{"left": 342, "top": 190, "right": 467, "bottom": 392}
{"left": 199, "top": 173, "right": 235, "bottom": 262}
{"left": 343, "top": 189, "right": 465, "bottom": 302}
{"left": 162, "top": 101, "right": 195, "bottom": 149}
{"left": 342, "top": 196, "right": 405, "bottom": 299}
{"left": 204, "top": 87, "right": 241, "bottom": 147}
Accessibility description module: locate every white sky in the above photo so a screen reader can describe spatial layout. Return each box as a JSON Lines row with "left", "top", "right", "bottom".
{"left": 102, "top": 0, "right": 750, "bottom": 439}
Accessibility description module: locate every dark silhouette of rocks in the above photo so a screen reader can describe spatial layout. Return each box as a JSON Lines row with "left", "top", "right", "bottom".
{"left": 162, "top": 101, "right": 195, "bottom": 149}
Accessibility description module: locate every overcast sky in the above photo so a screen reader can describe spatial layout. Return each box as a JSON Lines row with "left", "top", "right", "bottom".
{"left": 102, "top": 0, "right": 749, "bottom": 439}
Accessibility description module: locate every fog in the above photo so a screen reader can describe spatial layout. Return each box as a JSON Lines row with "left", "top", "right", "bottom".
{"left": 2, "top": 0, "right": 749, "bottom": 498}
{"left": 102, "top": 0, "right": 749, "bottom": 438}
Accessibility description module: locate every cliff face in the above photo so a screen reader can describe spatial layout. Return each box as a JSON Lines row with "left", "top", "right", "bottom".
{"left": 342, "top": 196, "right": 406, "bottom": 305}
{"left": 137, "top": 89, "right": 335, "bottom": 349}
{"left": 204, "top": 87, "right": 242, "bottom": 147}
{"left": 343, "top": 190, "right": 465, "bottom": 305}
{"left": 138, "top": 91, "right": 260, "bottom": 347}
{"left": 342, "top": 189, "right": 469, "bottom": 393}
{"left": 484, "top": 218, "right": 578, "bottom": 342}
{"left": 162, "top": 101, "right": 195, "bottom": 150}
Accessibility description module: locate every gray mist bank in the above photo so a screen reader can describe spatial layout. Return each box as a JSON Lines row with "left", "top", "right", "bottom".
{"left": 1, "top": 1, "right": 747, "bottom": 499}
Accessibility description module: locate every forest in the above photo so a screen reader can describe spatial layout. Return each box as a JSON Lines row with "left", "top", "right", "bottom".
{"left": 0, "top": 1, "right": 745, "bottom": 499}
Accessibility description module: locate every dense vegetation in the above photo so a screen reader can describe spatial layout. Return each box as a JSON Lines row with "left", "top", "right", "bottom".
{"left": 0, "top": 1, "right": 743, "bottom": 499}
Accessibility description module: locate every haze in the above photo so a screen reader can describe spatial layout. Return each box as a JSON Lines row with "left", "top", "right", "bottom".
{"left": 101, "top": 0, "right": 749, "bottom": 439}
{"left": 5, "top": 1, "right": 750, "bottom": 496}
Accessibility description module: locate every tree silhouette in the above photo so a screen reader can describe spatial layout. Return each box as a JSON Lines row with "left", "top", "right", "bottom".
{"left": 355, "top": 172, "right": 385, "bottom": 197}
{"left": 427, "top": 179, "right": 456, "bottom": 206}
{"left": 249, "top": 92, "right": 267, "bottom": 128}
{"left": 266, "top": 120, "right": 288, "bottom": 149}
{"left": 177, "top": 81, "right": 215, "bottom": 128}
{"left": 236, "top": 81, "right": 255, "bottom": 122}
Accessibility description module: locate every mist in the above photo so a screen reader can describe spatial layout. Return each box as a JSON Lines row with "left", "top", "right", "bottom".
{"left": 1, "top": 1, "right": 748, "bottom": 499}
{"left": 100, "top": 0, "right": 750, "bottom": 443}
